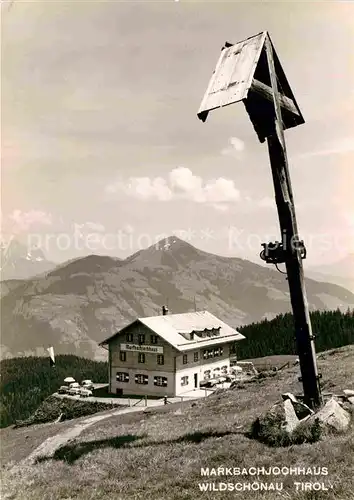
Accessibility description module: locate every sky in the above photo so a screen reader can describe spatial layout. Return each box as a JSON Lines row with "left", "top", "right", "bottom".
{"left": 1, "top": 0, "right": 354, "bottom": 266}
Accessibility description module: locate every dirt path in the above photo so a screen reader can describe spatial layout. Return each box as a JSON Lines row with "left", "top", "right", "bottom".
{"left": 15, "top": 406, "right": 146, "bottom": 467}
{"left": 4, "top": 392, "right": 205, "bottom": 470}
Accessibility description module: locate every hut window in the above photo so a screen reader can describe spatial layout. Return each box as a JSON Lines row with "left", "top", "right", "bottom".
{"left": 116, "top": 372, "right": 129, "bottom": 382}
{"left": 154, "top": 376, "right": 168, "bottom": 387}
{"left": 135, "top": 374, "right": 148, "bottom": 385}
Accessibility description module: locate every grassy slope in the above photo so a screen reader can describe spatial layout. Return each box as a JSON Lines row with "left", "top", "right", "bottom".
{"left": 0, "top": 355, "right": 108, "bottom": 428}
{"left": 2, "top": 345, "right": 354, "bottom": 500}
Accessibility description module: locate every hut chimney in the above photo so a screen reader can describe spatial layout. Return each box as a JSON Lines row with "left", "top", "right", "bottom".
{"left": 162, "top": 305, "right": 168, "bottom": 316}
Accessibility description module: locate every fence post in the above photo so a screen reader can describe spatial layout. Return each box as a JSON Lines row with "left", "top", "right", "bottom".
{"left": 128, "top": 398, "right": 131, "bottom": 407}
{"left": 145, "top": 395, "right": 147, "bottom": 407}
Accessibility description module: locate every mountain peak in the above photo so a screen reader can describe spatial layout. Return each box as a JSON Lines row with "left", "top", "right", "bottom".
{"left": 125, "top": 235, "right": 202, "bottom": 268}
{"left": 154, "top": 235, "right": 194, "bottom": 251}
{"left": 0, "top": 238, "right": 54, "bottom": 280}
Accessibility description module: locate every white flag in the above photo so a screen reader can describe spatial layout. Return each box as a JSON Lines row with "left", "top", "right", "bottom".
{"left": 47, "top": 346, "right": 55, "bottom": 367}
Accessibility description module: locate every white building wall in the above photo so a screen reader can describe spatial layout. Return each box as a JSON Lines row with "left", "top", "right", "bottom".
{"left": 175, "top": 344, "right": 231, "bottom": 395}
{"left": 109, "top": 322, "right": 177, "bottom": 397}
{"left": 111, "top": 367, "right": 176, "bottom": 397}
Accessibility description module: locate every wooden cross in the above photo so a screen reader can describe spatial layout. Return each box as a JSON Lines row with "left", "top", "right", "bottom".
{"left": 198, "top": 31, "right": 322, "bottom": 409}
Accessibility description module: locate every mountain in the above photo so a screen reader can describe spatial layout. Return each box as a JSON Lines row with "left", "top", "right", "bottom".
{"left": 0, "top": 239, "right": 56, "bottom": 281}
{"left": 316, "top": 254, "right": 354, "bottom": 278}
{"left": 1, "top": 236, "right": 354, "bottom": 361}
{"left": 305, "top": 271, "right": 354, "bottom": 293}
{"left": 0, "top": 279, "right": 26, "bottom": 299}
{"left": 306, "top": 254, "right": 354, "bottom": 292}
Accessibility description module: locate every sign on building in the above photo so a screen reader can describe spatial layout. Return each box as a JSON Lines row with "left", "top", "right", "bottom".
{"left": 120, "top": 343, "right": 164, "bottom": 354}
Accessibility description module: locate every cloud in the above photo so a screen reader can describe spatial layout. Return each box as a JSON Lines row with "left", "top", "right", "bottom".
{"left": 7, "top": 210, "right": 52, "bottom": 233}
{"left": 257, "top": 197, "right": 275, "bottom": 209}
{"left": 221, "top": 136, "right": 245, "bottom": 157}
{"left": 230, "top": 137, "right": 245, "bottom": 152}
{"left": 106, "top": 177, "right": 173, "bottom": 201}
{"left": 253, "top": 196, "right": 311, "bottom": 212}
{"left": 249, "top": 197, "right": 324, "bottom": 215}
{"left": 201, "top": 178, "right": 240, "bottom": 203}
{"left": 169, "top": 167, "right": 240, "bottom": 203}
{"left": 105, "top": 167, "right": 240, "bottom": 210}
{"left": 169, "top": 167, "right": 203, "bottom": 194}
{"left": 212, "top": 204, "right": 229, "bottom": 212}
{"left": 121, "top": 224, "right": 134, "bottom": 234}
{"left": 85, "top": 221, "right": 106, "bottom": 232}
{"left": 297, "top": 137, "right": 354, "bottom": 159}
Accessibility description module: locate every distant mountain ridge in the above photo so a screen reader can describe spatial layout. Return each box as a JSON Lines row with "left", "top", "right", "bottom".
{"left": 306, "top": 254, "right": 354, "bottom": 292}
{"left": 313, "top": 254, "right": 354, "bottom": 278}
{"left": 1, "top": 236, "right": 354, "bottom": 361}
{"left": 0, "top": 239, "right": 56, "bottom": 281}
{"left": 305, "top": 271, "right": 354, "bottom": 293}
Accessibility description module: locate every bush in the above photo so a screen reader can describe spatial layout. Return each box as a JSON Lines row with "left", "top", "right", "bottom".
{"left": 257, "top": 371, "right": 277, "bottom": 379}
{"left": 14, "top": 396, "right": 119, "bottom": 427}
{"left": 247, "top": 409, "right": 323, "bottom": 447}
{"left": 291, "top": 418, "right": 322, "bottom": 444}
{"left": 248, "top": 410, "right": 291, "bottom": 447}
